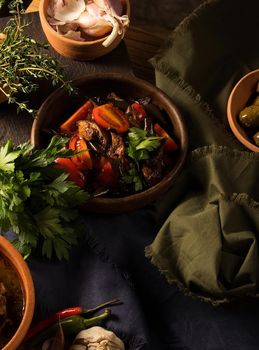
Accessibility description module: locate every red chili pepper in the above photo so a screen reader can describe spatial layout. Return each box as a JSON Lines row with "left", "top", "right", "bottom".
{"left": 153, "top": 123, "right": 179, "bottom": 152}
{"left": 131, "top": 102, "right": 147, "bottom": 120}
{"left": 24, "top": 299, "right": 120, "bottom": 343}
{"left": 96, "top": 159, "right": 118, "bottom": 188}
{"left": 93, "top": 103, "right": 129, "bottom": 134}
{"left": 69, "top": 134, "right": 93, "bottom": 170}
{"left": 55, "top": 158, "right": 86, "bottom": 188}
{"left": 59, "top": 100, "right": 94, "bottom": 134}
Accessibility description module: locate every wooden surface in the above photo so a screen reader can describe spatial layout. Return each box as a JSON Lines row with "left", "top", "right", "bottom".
{"left": 26, "top": 0, "right": 170, "bottom": 84}
{"left": 0, "top": 11, "right": 132, "bottom": 145}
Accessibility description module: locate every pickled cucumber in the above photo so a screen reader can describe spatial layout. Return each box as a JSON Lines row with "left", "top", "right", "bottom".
{"left": 239, "top": 105, "right": 259, "bottom": 128}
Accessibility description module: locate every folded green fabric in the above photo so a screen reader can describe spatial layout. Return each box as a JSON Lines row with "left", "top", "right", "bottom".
{"left": 147, "top": 146, "right": 259, "bottom": 303}
{"left": 147, "top": 0, "right": 259, "bottom": 302}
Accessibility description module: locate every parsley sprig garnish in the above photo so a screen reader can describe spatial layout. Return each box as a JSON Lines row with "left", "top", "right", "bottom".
{"left": 0, "top": 136, "right": 89, "bottom": 260}
{"left": 123, "top": 127, "right": 162, "bottom": 191}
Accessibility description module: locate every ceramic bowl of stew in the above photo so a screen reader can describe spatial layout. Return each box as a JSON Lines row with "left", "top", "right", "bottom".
{"left": 227, "top": 69, "right": 259, "bottom": 152}
{"left": 39, "top": 0, "right": 130, "bottom": 61}
{"left": 0, "top": 236, "right": 35, "bottom": 350}
{"left": 31, "top": 73, "right": 188, "bottom": 213}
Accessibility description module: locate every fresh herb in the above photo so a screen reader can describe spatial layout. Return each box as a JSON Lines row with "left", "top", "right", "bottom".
{"left": 123, "top": 127, "right": 162, "bottom": 191}
{"left": 122, "top": 166, "right": 144, "bottom": 192}
{"left": 0, "top": 136, "right": 89, "bottom": 260}
{"left": 126, "top": 127, "right": 162, "bottom": 165}
{"left": 0, "top": 0, "right": 73, "bottom": 115}
{"left": 0, "top": 0, "right": 8, "bottom": 10}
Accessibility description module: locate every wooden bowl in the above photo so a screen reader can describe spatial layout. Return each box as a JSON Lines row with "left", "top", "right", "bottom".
{"left": 0, "top": 236, "right": 35, "bottom": 350}
{"left": 227, "top": 69, "right": 259, "bottom": 152}
{"left": 39, "top": 0, "right": 130, "bottom": 61}
{"left": 31, "top": 73, "right": 188, "bottom": 213}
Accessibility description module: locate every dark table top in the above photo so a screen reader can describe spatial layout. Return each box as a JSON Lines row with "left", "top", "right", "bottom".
{"left": 2, "top": 10, "right": 259, "bottom": 350}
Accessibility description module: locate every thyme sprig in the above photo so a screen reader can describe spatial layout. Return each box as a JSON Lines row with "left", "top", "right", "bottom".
{"left": 0, "top": 1, "right": 73, "bottom": 115}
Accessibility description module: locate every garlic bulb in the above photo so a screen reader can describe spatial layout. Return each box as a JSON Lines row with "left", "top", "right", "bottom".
{"left": 68, "top": 326, "right": 125, "bottom": 350}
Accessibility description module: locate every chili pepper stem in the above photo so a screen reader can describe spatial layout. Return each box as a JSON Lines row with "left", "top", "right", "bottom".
{"left": 84, "top": 308, "right": 111, "bottom": 327}
{"left": 83, "top": 299, "right": 121, "bottom": 315}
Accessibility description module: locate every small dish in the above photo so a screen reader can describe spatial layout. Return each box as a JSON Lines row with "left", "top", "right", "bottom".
{"left": 39, "top": 0, "right": 130, "bottom": 61}
{"left": 227, "top": 69, "right": 259, "bottom": 152}
{"left": 0, "top": 235, "right": 35, "bottom": 350}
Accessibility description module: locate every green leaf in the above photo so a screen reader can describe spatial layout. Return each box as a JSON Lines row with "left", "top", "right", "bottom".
{"left": 0, "top": 140, "right": 21, "bottom": 172}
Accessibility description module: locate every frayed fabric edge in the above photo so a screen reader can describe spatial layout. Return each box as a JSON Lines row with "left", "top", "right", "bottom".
{"left": 144, "top": 245, "right": 228, "bottom": 306}
{"left": 190, "top": 144, "right": 259, "bottom": 162}
{"left": 149, "top": 62, "right": 243, "bottom": 148}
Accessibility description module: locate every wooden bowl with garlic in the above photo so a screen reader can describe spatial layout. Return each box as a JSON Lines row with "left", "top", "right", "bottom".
{"left": 39, "top": 0, "right": 130, "bottom": 61}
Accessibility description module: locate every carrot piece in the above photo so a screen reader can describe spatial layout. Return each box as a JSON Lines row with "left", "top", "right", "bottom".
{"left": 93, "top": 103, "right": 129, "bottom": 134}
{"left": 153, "top": 123, "right": 179, "bottom": 152}
{"left": 59, "top": 100, "right": 94, "bottom": 134}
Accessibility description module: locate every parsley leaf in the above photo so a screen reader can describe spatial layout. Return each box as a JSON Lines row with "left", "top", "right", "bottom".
{"left": 0, "top": 136, "right": 89, "bottom": 260}
{"left": 123, "top": 127, "right": 162, "bottom": 192}
{"left": 126, "top": 127, "right": 162, "bottom": 164}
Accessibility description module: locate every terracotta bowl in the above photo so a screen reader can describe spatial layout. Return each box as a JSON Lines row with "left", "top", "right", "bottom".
{"left": 0, "top": 236, "right": 35, "bottom": 350}
{"left": 39, "top": 0, "right": 130, "bottom": 61}
{"left": 31, "top": 73, "right": 188, "bottom": 213}
{"left": 227, "top": 69, "right": 259, "bottom": 152}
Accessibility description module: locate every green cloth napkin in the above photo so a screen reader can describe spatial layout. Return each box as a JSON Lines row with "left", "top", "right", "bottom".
{"left": 146, "top": 0, "right": 259, "bottom": 303}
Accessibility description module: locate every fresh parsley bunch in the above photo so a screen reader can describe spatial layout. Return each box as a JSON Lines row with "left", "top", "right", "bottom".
{"left": 0, "top": 136, "right": 89, "bottom": 260}
{"left": 123, "top": 127, "right": 162, "bottom": 191}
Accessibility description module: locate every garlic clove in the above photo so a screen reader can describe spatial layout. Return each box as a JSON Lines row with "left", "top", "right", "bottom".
{"left": 82, "top": 19, "right": 112, "bottom": 37}
{"left": 52, "top": 0, "right": 86, "bottom": 22}
{"left": 75, "top": 10, "right": 99, "bottom": 29}
{"left": 86, "top": 2, "right": 103, "bottom": 18}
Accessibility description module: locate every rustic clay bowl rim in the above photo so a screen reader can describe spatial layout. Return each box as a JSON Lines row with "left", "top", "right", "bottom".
{"left": 39, "top": 0, "right": 131, "bottom": 46}
{"left": 227, "top": 69, "right": 259, "bottom": 152}
{"left": 31, "top": 73, "right": 188, "bottom": 212}
{"left": 0, "top": 236, "right": 35, "bottom": 350}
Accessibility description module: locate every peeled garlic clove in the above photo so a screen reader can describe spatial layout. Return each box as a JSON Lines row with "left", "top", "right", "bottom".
{"left": 53, "top": 0, "right": 86, "bottom": 22}
{"left": 76, "top": 10, "right": 99, "bottom": 29}
{"left": 83, "top": 19, "right": 112, "bottom": 37}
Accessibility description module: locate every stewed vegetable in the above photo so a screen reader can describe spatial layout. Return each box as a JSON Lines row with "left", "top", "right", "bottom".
{"left": 0, "top": 254, "right": 23, "bottom": 348}
{"left": 57, "top": 93, "right": 179, "bottom": 197}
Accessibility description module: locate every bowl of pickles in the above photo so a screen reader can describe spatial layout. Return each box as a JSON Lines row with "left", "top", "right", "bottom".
{"left": 227, "top": 69, "right": 259, "bottom": 152}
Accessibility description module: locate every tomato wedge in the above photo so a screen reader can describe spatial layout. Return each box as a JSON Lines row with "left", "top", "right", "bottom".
{"left": 93, "top": 103, "right": 129, "bottom": 134}
{"left": 69, "top": 134, "right": 93, "bottom": 170}
{"left": 153, "top": 123, "right": 179, "bottom": 152}
{"left": 96, "top": 159, "right": 118, "bottom": 188}
{"left": 55, "top": 158, "right": 86, "bottom": 188}
{"left": 59, "top": 100, "right": 94, "bottom": 134}
{"left": 131, "top": 102, "right": 147, "bottom": 120}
